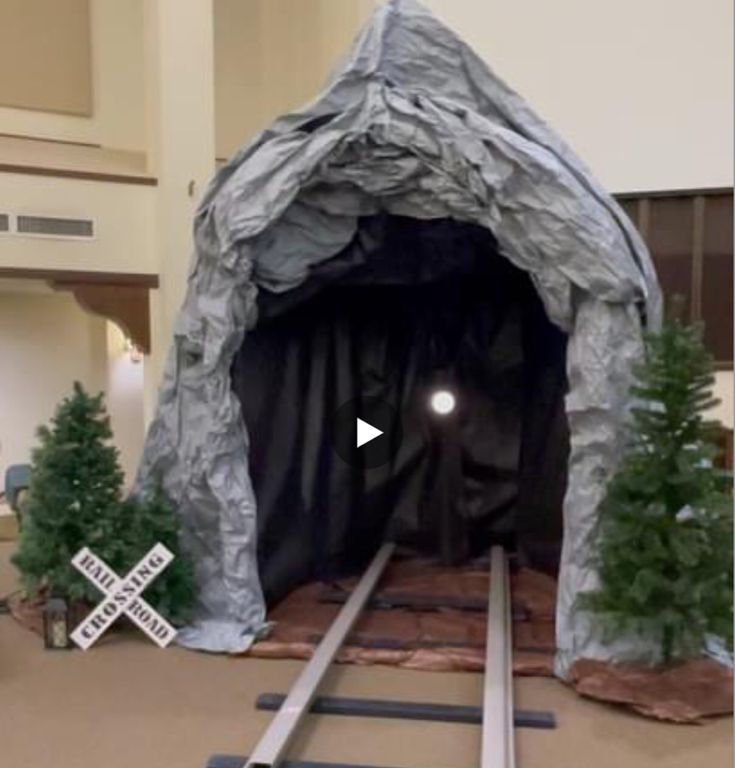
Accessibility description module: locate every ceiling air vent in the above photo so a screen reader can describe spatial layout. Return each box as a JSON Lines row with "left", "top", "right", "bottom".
{"left": 16, "top": 215, "right": 94, "bottom": 239}
{"left": 0, "top": 214, "right": 9, "bottom": 232}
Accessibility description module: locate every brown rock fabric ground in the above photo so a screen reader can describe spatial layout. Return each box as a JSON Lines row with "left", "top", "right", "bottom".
{"left": 10, "top": 557, "right": 730, "bottom": 724}
{"left": 570, "top": 658, "right": 733, "bottom": 723}
{"left": 8, "top": 592, "right": 45, "bottom": 636}
{"left": 247, "top": 559, "right": 558, "bottom": 676}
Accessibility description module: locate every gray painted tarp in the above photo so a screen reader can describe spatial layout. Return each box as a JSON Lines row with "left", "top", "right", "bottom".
{"left": 137, "top": 0, "right": 661, "bottom": 677}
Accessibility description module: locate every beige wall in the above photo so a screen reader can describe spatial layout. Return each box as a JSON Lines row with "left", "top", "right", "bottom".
{"left": 421, "top": 0, "right": 733, "bottom": 193}
{"left": 1, "top": 0, "right": 728, "bottom": 181}
{"left": 144, "top": 0, "right": 216, "bottom": 414}
{"left": 0, "top": 0, "right": 146, "bottom": 152}
{"left": 214, "top": 0, "right": 267, "bottom": 155}
{"left": 0, "top": 290, "right": 104, "bottom": 481}
{"left": 0, "top": 289, "right": 145, "bottom": 487}
{"left": 0, "top": 0, "right": 729, "bottom": 184}
{"left": 214, "top": 0, "right": 374, "bottom": 158}
{"left": 0, "top": 0, "right": 92, "bottom": 116}
{"left": 92, "top": 0, "right": 146, "bottom": 152}
{"left": 105, "top": 323, "right": 145, "bottom": 485}
{"left": 0, "top": 172, "right": 156, "bottom": 274}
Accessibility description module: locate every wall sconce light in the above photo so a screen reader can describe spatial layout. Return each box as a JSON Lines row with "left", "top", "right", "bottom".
{"left": 124, "top": 336, "right": 144, "bottom": 364}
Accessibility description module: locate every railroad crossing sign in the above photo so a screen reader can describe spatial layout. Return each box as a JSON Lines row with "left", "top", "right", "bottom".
{"left": 70, "top": 543, "right": 177, "bottom": 650}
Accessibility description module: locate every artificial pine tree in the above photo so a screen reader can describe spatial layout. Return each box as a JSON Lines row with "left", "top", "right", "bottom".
{"left": 13, "top": 383, "right": 197, "bottom": 626}
{"left": 13, "top": 382, "right": 125, "bottom": 602}
{"left": 118, "top": 481, "right": 197, "bottom": 625}
{"left": 581, "top": 313, "right": 733, "bottom": 664}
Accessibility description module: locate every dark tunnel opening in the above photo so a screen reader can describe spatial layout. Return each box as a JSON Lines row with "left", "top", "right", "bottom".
{"left": 231, "top": 215, "right": 570, "bottom": 606}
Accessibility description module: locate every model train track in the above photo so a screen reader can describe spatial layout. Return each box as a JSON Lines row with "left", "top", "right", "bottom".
{"left": 208, "top": 545, "right": 553, "bottom": 768}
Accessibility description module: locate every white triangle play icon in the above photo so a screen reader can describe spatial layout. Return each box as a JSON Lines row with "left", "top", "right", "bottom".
{"left": 356, "top": 417, "right": 383, "bottom": 448}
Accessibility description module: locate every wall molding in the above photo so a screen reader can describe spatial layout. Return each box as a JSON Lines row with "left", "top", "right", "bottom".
{"left": 0, "top": 162, "right": 157, "bottom": 186}
{"left": 0, "top": 267, "right": 158, "bottom": 353}
{"left": 0, "top": 267, "right": 158, "bottom": 288}
{"left": 54, "top": 282, "right": 152, "bottom": 354}
{"left": 0, "top": 132, "right": 101, "bottom": 149}
{"left": 614, "top": 186, "right": 732, "bottom": 201}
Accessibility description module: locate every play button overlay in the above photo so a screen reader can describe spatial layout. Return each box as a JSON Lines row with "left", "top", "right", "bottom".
{"left": 356, "top": 417, "right": 383, "bottom": 448}
{"left": 332, "top": 397, "right": 402, "bottom": 469}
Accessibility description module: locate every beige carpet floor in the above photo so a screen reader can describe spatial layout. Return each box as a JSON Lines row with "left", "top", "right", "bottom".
{"left": 0, "top": 508, "right": 19, "bottom": 541}
{"left": 0, "top": 541, "right": 731, "bottom": 768}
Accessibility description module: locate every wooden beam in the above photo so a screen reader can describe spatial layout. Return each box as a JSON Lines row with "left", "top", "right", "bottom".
{"left": 614, "top": 186, "right": 732, "bottom": 201}
{"left": 53, "top": 282, "right": 152, "bottom": 354}
{"left": 0, "top": 162, "right": 157, "bottom": 186}
{"left": 0, "top": 267, "right": 158, "bottom": 288}
{"left": 0, "top": 269, "right": 158, "bottom": 352}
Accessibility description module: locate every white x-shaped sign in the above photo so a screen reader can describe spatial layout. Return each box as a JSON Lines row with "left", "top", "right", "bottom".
{"left": 70, "top": 543, "right": 177, "bottom": 650}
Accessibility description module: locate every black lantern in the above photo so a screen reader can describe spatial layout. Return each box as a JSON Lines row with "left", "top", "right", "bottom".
{"left": 43, "top": 596, "right": 71, "bottom": 650}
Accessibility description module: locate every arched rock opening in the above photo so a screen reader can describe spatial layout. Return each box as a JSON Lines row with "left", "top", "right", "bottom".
{"left": 232, "top": 215, "right": 569, "bottom": 606}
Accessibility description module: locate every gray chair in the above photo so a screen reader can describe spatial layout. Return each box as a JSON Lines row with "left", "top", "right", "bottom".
{"left": 3, "top": 464, "right": 31, "bottom": 525}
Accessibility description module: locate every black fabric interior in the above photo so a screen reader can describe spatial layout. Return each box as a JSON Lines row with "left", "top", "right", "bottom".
{"left": 231, "top": 215, "right": 569, "bottom": 605}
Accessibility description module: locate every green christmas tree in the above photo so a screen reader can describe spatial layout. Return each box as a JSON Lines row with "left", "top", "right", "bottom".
{"left": 581, "top": 314, "right": 733, "bottom": 664}
{"left": 13, "top": 383, "right": 197, "bottom": 626}
{"left": 118, "top": 481, "right": 197, "bottom": 626}
{"left": 13, "top": 382, "right": 125, "bottom": 602}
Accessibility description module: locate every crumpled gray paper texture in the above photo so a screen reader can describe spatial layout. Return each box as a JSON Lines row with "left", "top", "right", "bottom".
{"left": 136, "top": 0, "right": 661, "bottom": 676}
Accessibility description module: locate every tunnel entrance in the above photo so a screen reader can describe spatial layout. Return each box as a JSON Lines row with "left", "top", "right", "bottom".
{"left": 232, "top": 215, "right": 569, "bottom": 606}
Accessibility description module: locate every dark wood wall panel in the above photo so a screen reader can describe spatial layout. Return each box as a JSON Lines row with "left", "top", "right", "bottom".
{"left": 614, "top": 188, "right": 733, "bottom": 367}
{"left": 702, "top": 195, "right": 734, "bottom": 363}
{"left": 649, "top": 197, "right": 695, "bottom": 321}
{"left": 703, "top": 252, "right": 734, "bottom": 363}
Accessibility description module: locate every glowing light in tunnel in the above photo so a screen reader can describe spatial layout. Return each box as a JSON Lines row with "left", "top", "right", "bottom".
{"left": 429, "top": 389, "right": 456, "bottom": 416}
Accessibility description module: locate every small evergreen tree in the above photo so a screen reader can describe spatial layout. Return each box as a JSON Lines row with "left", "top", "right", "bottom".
{"left": 13, "top": 383, "right": 197, "bottom": 626}
{"left": 581, "top": 314, "right": 733, "bottom": 664}
{"left": 13, "top": 382, "right": 125, "bottom": 601}
{"left": 118, "top": 482, "right": 197, "bottom": 626}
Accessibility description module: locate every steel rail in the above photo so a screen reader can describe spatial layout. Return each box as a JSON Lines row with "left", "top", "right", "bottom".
{"left": 244, "top": 542, "right": 396, "bottom": 768}
{"left": 481, "top": 546, "right": 515, "bottom": 768}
